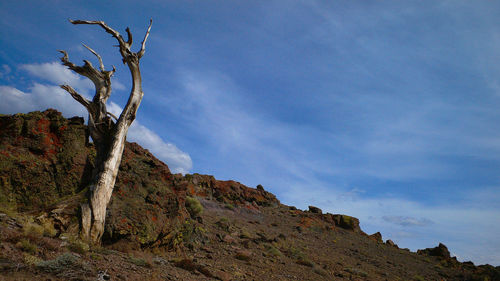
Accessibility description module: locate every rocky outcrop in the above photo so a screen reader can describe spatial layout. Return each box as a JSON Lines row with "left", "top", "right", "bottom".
{"left": 0, "top": 110, "right": 188, "bottom": 246}
{"left": 0, "top": 110, "right": 281, "bottom": 246}
{"left": 368, "top": 232, "right": 383, "bottom": 243}
{"left": 176, "top": 173, "right": 279, "bottom": 208}
{"left": 308, "top": 206, "right": 322, "bottom": 214}
{"left": 417, "top": 243, "right": 451, "bottom": 259}
{"left": 331, "top": 214, "right": 361, "bottom": 232}
{"left": 0, "top": 109, "right": 91, "bottom": 212}
{"left": 386, "top": 239, "right": 398, "bottom": 248}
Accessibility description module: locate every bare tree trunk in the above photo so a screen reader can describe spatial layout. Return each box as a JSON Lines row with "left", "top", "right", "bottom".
{"left": 59, "top": 19, "right": 152, "bottom": 243}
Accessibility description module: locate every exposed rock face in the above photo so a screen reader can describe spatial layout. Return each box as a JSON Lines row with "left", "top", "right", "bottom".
{"left": 417, "top": 243, "right": 451, "bottom": 259}
{"left": 0, "top": 109, "right": 91, "bottom": 212}
{"left": 177, "top": 173, "right": 279, "bottom": 208}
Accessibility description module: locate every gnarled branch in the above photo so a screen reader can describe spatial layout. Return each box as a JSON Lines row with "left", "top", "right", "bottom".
{"left": 60, "top": 85, "right": 91, "bottom": 110}
{"left": 82, "top": 43, "right": 105, "bottom": 72}
{"left": 138, "top": 19, "right": 153, "bottom": 58}
{"left": 126, "top": 27, "right": 133, "bottom": 46}
{"left": 107, "top": 112, "right": 118, "bottom": 121}
{"left": 69, "top": 20, "right": 126, "bottom": 47}
{"left": 58, "top": 50, "right": 103, "bottom": 83}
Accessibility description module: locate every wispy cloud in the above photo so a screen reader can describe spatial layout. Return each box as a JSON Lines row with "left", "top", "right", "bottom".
{"left": 382, "top": 216, "right": 434, "bottom": 227}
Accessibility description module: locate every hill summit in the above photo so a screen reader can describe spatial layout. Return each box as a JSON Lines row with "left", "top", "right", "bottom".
{"left": 0, "top": 109, "right": 498, "bottom": 280}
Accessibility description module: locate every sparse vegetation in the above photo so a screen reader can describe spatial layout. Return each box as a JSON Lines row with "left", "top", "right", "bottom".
{"left": 216, "top": 217, "right": 231, "bottom": 232}
{"left": 345, "top": 267, "right": 368, "bottom": 277}
{"left": 16, "top": 238, "right": 37, "bottom": 254}
{"left": 235, "top": 250, "right": 252, "bottom": 261}
{"left": 265, "top": 244, "right": 282, "bottom": 257}
{"left": 286, "top": 246, "right": 314, "bottom": 267}
{"left": 313, "top": 265, "right": 328, "bottom": 276}
{"left": 36, "top": 253, "right": 83, "bottom": 273}
{"left": 413, "top": 275, "right": 426, "bottom": 281}
{"left": 129, "top": 256, "right": 150, "bottom": 267}
{"left": 23, "top": 253, "right": 42, "bottom": 265}
{"left": 185, "top": 196, "right": 203, "bottom": 217}
{"left": 239, "top": 229, "right": 252, "bottom": 239}
{"left": 172, "top": 219, "right": 206, "bottom": 249}
{"left": 67, "top": 239, "right": 90, "bottom": 255}
{"left": 22, "top": 217, "right": 58, "bottom": 237}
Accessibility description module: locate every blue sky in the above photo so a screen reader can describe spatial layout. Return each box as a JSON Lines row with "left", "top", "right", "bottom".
{"left": 1, "top": 0, "right": 500, "bottom": 265}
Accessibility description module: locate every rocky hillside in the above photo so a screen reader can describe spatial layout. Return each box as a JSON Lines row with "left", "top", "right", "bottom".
{"left": 0, "top": 110, "right": 499, "bottom": 280}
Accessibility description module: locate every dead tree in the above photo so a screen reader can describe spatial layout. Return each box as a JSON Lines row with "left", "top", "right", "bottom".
{"left": 59, "top": 19, "right": 152, "bottom": 243}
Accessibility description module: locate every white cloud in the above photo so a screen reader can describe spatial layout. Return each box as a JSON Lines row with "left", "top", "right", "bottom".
{"left": 0, "top": 84, "right": 86, "bottom": 118}
{"left": 128, "top": 122, "right": 192, "bottom": 174}
{"left": 19, "top": 62, "right": 127, "bottom": 92}
{"left": 0, "top": 62, "right": 192, "bottom": 174}
{"left": 20, "top": 62, "right": 93, "bottom": 93}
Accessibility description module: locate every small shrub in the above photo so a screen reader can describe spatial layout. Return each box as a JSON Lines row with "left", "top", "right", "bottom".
{"left": 185, "top": 196, "right": 203, "bottom": 217}
{"left": 224, "top": 203, "right": 235, "bottom": 210}
{"left": 239, "top": 230, "right": 251, "bottom": 239}
{"left": 68, "top": 239, "right": 89, "bottom": 255}
{"left": 413, "top": 275, "right": 426, "bottom": 281}
{"left": 22, "top": 217, "right": 57, "bottom": 238}
{"left": 23, "top": 253, "right": 42, "bottom": 265}
{"left": 286, "top": 246, "right": 314, "bottom": 267}
{"left": 129, "top": 257, "right": 150, "bottom": 267}
{"left": 296, "top": 258, "right": 314, "bottom": 267}
{"left": 24, "top": 222, "right": 44, "bottom": 237}
{"left": 235, "top": 251, "right": 251, "bottom": 261}
{"left": 172, "top": 219, "right": 206, "bottom": 248}
{"left": 173, "top": 258, "right": 197, "bottom": 271}
{"left": 265, "top": 244, "right": 282, "bottom": 257}
{"left": 41, "top": 220, "right": 57, "bottom": 237}
{"left": 216, "top": 217, "right": 231, "bottom": 232}
{"left": 313, "top": 265, "right": 328, "bottom": 276}
{"left": 16, "top": 238, "right": 37, "bottom": 254}
{"left": 36, "top": 253, "right": 80, "bottom": 273}
{"left": 345, "top": 268, "right": 368, "bottom": 277}
{"left": 90, "top": 253, "right": 102, "bottom": 260}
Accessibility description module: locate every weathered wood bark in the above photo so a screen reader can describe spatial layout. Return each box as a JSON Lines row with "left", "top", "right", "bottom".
{"left": 59, "top": 19, "right": 152, "bottom": 243}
